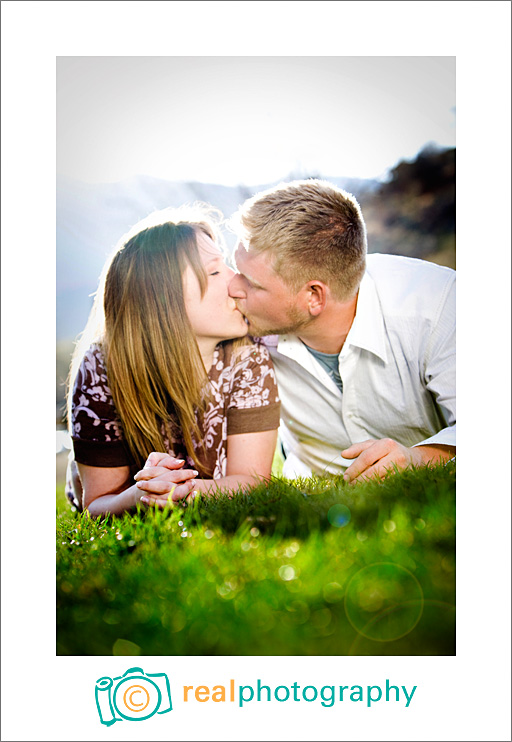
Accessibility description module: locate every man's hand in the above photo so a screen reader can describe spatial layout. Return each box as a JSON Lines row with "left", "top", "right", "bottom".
{"left": 341, "top": 439, "right": 455, "bottom": 484}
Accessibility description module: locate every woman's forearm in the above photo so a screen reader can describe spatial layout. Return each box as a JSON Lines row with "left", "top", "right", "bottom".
{"left": 193, "top": 473, "right": 268, "bottom": 495}
{"left": 86, "top": 474, "right": 269, "bottom": 513}
{"left": 85, "top": 484, "right": 142, "bottom": 517}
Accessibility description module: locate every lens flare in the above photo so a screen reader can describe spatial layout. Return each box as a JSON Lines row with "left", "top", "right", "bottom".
{"left": 327, "top": 504, "right": 351, "bottom": 528}
{"left": 344, "top": 562, "right": 424, "bottom": 642}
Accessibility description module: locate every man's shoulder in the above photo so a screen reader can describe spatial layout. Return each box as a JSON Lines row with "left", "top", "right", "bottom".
{"left": 365, "top": 254, "right": 455, "bottom": 317}
{"left": 366, "top": 253, "right": 455, "bottom": 281}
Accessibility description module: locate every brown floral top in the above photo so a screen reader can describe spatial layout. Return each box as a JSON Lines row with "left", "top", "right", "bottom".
{"left": 70, "top": 339, "right": 280, "bottom": 480}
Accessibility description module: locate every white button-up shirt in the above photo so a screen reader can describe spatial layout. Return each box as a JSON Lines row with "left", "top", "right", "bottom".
{"left": 264, "top": 254, "right": 456, "bottom": 478}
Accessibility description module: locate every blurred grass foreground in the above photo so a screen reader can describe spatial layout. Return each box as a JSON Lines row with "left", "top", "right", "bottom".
{"left": 57, "top": 462, "right": 455, "bottom": 656}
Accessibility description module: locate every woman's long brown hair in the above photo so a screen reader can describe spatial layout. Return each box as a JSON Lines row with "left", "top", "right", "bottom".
{"left": 67, "top": 205, "right": 224, "bottom": 475}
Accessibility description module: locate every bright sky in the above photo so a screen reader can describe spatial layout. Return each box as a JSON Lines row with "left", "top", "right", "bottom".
{"left": 57, "top": 56, "right": 455, "bottom": 186}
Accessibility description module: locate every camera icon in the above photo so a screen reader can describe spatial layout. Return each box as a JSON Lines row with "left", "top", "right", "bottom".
{"left": 95, "top": 667, "right": 172, "bottom": 725}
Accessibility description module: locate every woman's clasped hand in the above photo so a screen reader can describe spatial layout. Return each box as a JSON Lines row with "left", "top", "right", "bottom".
{"left": 134, "top": 453, "right": 199, "bottom": 507}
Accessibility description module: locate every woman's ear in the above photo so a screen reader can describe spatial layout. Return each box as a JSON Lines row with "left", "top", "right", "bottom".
{"left": 305, "top": 281, "right": 328, "bottom": 316}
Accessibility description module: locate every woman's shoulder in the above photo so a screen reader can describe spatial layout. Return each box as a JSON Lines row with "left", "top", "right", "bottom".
{"left": 216, "top": 337, "right": 272, "bottom": 369}
{"left": 75, "top": 342, "right": 107, "bottom": 383}
{"left": 213, "top": 338, "right": 279, "bottom": 409}
{"left": 73, "top": 342, "right": 114, "bottom": 404}
{"left": 83, "top": 341, "right": 106, "bottom": 365}
{"left": 71, "top": 341, "right": 123, "bottom": 444}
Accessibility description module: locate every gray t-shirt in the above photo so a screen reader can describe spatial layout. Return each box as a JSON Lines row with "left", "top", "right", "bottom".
{"left": 303, "top": 343, "right": 343, "bottom": 394}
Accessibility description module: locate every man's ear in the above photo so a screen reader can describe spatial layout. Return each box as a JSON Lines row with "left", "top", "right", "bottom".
{"left": 304, "top": 281, "right": 328, "bottom": 316}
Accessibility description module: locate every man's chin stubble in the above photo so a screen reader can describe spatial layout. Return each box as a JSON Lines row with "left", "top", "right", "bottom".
{"left": 246, "top": 313, "right": 311, "bottom": 338}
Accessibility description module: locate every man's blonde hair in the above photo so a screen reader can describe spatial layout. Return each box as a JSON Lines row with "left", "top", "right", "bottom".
{"left": 234, "top": 179, "right": 367, "bottom": 301}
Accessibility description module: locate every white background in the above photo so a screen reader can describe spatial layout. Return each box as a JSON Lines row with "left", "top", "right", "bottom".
{"left": 1, "top": 2, "right": 511, "bottom": 741}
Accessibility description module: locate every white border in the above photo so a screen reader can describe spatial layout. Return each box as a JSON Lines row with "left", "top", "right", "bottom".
{"left": 1, "top": 2, "right": 511, "bottom": 740}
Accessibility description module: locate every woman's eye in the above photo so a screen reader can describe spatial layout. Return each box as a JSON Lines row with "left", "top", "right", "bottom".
{"left": 209, "top": 271, "right": 220, "bottom": 276}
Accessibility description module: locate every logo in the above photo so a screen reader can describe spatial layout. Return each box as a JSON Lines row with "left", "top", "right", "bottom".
{"left": 95, "top": 667, "right": 172, "bottom": 725}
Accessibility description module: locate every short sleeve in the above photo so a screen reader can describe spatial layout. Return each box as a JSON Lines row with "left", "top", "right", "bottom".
{"left": 226, "top": 341, "right": 281, "bottom": 435}
{"left": 71, "top": 345, "right": 133, "bottom": 467}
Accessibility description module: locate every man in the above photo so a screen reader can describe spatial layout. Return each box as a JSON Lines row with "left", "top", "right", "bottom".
{"left": 228, "top": 179, "right": 455, "bottom": 483}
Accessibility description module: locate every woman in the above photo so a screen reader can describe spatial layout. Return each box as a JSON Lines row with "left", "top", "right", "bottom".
{"left": 66, "top": 204, "right": 280, "bottom": 517}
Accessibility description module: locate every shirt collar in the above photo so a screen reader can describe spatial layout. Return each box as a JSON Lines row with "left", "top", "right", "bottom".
{"left": 343, "top": 270, "right": 388, "bottom": 363}
{"left": 275, "top": 269, "right": 388, "bottom": 364}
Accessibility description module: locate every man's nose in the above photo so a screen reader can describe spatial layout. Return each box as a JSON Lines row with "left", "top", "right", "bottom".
{"left": 228, "top": 272, "right": 245, "bottom": 298}
{"left": 224, "top": 264, "right": 236, "bottom": 281}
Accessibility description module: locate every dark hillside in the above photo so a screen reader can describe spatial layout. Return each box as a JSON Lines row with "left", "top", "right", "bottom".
{"left": 361, "top": 145, "right": 455, "bottom": 268}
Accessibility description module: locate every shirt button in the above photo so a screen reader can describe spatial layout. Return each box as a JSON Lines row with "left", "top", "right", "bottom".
{"left": 347, "top": 412, "right": 354, "bottom": 419}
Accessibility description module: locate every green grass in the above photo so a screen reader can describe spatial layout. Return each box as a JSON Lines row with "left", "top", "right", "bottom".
{"left": 57, "top": 462, "right": 455, "bottom": 656}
